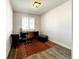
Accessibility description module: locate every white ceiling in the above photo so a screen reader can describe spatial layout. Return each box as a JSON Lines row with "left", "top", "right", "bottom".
{"left": 10, "top": 0, "right": 68, "bottom": 15}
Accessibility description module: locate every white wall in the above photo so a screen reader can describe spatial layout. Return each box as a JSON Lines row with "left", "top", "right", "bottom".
{"left": 0, "top": 0, "right": 6, "bottom": 59}
{"left": 6, "top": 0, "right": 13, "bottom": 58}
{"left": 41, "top": 0, "right": 72, "bottom": 49}
{"left": 13, "top": 12, "right": 41, "bottom": 34}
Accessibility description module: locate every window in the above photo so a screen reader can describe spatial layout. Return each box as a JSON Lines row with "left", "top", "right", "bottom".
{"left": 22, "top": 16, "right": 35, "bottom": 31}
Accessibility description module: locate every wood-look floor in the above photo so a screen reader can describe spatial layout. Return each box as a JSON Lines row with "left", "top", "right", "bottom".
{"left": 7, "top": 39, "right": 71, "bottom": 59}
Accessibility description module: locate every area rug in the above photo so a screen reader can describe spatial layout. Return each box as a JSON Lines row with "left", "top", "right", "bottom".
{"left": 16, "top": 40, "right": 55, "bottom": 59}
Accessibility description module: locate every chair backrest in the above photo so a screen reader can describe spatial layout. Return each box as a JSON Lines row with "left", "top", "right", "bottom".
{"left": 20, "top": 32, "right": 28, "bottom": 38}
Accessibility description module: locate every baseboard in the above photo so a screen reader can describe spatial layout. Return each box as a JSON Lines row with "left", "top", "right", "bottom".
{"left": 6, "top": 47, "right": 11, "bottom": 59}
{"left": 49, "top": 39, "right": 72, "bottom": 50}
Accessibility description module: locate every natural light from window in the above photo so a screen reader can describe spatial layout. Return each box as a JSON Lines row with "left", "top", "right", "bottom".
{"left": 22, "top": 16, "right": 35, "bottom": 31}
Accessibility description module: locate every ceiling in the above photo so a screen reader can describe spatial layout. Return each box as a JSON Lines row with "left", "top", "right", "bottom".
{"left": 10, "top": 0, "right": 68, "bottom": 15}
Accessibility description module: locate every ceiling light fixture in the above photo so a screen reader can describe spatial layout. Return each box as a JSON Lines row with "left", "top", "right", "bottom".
{"left": 33, "top": 1, "right": 41, "bottom": 8}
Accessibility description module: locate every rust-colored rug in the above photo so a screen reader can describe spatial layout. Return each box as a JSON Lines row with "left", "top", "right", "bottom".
{"left": 16, "top": 39, "right": 55, "bottom": 59}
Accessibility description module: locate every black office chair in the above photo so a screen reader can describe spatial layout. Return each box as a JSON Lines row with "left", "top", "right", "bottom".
{"left": 20, "top": 32, "right": 32, "bottom": 45}
{"left": 20, "top": 32, "right": 28, "bottom": 42}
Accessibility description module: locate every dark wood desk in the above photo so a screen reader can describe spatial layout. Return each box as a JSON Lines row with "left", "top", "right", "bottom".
{"left": 11, "top": 34, "right": 19, "bottom": 48}
{"left": 20, "top": 31, "right": 39, "bottom": 39}
{"left": 11, "top": 31, "right": 39, "bottom": 48}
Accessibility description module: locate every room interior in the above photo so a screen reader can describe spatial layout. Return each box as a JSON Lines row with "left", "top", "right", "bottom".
{"left": 6, "top": 0, "right": 72, "bottom": 59}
